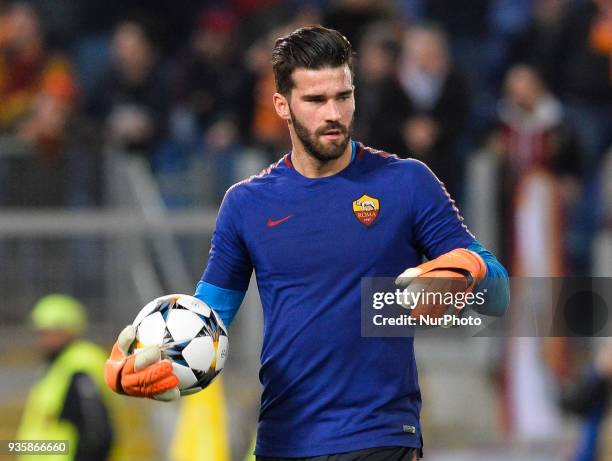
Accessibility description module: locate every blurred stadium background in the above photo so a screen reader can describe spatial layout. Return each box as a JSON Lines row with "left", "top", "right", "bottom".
{"left": 0, "top": 0, "right": 611, "bottom": 460}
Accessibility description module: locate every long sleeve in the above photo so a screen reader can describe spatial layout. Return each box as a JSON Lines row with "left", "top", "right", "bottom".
{"left": 467, "top": 240, "right": 510, "bottom": 317}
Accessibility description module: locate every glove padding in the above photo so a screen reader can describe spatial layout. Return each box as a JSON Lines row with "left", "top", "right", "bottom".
{"left": 395, "top": 248, "right": 486, "bottom": 319}
{"left": 104, "top": 325, "right": 180, "bottom": 401}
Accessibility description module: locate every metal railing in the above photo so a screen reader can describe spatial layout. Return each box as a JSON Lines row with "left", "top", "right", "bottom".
{"left": 0, "top": 151, "right": 216, "bottom": 328}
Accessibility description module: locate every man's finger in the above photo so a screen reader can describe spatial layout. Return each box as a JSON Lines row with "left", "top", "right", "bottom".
{"left": 134, "top": 345, "right": 162, "bottom": 371}
{"left": 153, "top": 387, "right": 181, "bottom": 402}
{"left": 394, "top": 268, "right": 423, "bottom": 287}
{"left": 117, "top": 325, "right": 136, "bottom": 355}
{"left": 396, "top": 279, "right": 434, "bottom": 310}
{"left": 121, "top": 360, "right": 177, "bottom": 397}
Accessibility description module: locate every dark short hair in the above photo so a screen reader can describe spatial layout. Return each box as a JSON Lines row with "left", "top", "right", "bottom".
{"left": 272, "top": 25, "right": 353, "bottom": 95}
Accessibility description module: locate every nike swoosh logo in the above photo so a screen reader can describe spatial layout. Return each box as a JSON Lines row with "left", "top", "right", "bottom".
{"left": 266, "top": 214, "right": 294, "bottom": 227}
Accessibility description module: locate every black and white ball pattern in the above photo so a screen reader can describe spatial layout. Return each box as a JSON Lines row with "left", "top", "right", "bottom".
{"left": 131, "top": 294, "right": 229, "bottom": 396}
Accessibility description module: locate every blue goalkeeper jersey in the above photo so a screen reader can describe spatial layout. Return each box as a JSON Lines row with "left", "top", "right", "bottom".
{"left": 200, "top": 141, "right": 492, "bottom": 457}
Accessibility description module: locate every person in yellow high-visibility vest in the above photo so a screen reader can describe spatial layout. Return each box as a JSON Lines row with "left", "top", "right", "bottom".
{"left": 17, "top": 294, "right": 116, "bottom": 461}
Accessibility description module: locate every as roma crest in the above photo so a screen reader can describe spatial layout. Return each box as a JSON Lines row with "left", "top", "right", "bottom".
{"left": 352, "top": 194, "right": 380, "bottom": 226}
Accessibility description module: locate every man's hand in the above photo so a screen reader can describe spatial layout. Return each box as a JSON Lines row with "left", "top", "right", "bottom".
{"left": 395, "top": 248, "right": 486, "bottom": 319}
{"left": 104, "top": 325, "right": 180, "bottom": 401}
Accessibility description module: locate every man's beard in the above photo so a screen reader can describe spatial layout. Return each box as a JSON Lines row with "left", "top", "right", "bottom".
{"left": 290, "top": 107, "right": 353, "bottom": 163}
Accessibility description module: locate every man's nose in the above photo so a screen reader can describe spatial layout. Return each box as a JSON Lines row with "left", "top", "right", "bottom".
{"left": 324, "top": 100, "right": 341, "bottom": 122}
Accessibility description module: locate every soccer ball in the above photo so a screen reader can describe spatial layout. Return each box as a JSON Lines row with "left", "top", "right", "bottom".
{"left": 131, "top": 294, "right": 229, "bottom": 396}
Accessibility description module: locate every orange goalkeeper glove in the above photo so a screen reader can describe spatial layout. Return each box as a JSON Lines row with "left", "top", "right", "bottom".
{"left": 395, "top": 248, "right": 487, "bottom": 319}
{"left": 104, "top": 325, "right": 180, "bottom": 401}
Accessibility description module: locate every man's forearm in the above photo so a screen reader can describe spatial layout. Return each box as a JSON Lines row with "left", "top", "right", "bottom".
{"left": 467, "top": 240, "right": 510, "bottom": 317}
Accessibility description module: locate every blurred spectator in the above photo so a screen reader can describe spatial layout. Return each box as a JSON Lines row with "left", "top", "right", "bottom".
{"left": 174, "top": 7, "right": 254, "bottom": 147}
{"left": 231, "top": 0, "right": 294, "bottom": 53}
{"left": 24, "top": 0, "right": 81, "bottom": 51}
{"left": 0, "top": 93, "right": 103, "bottom": 207}
{"left": 561, "top": 340, "right": 612, "bottom": 461}
{"left": 111, "top": 1, "right": 203, "bottom": 56}
{"left": 397, "top": 24, "right": 470, "bottom": 198}
{"left": 545, "top": 0, "right": 612, "bottom": 174}
{"left": 420, "top": 0, "right": 489, "bottom": 88}
{"left": 14, "top": 1, "right": 199, "bottom": 53}
{"left": 86, "top": 20, "right": 171, "bottom": 158}
{"left": 480, "top": 65, "right": 581, "bottom": 441}
{"left": 423, "top": 0, "right": 489, "bottom": 39}
{"left": 368, "top": 24, "right": 469, "bottom": 198}
{"left": 488, "top": 65, "right": 582, "bottom": 272}
{"left": 247, "top": 8, "right": 322, "bottom": 157}
{"left": 0, "top": 4, "right": 99, "bottom": 208}
{"left": 354, "top": 23, "right": 408, "bottom": 152}
{"left": 248, "top": 25, "right": 292, "bottom": 156}
{"left": 323, "top": 0, "right": 394, "bottom": 52}
{"left": 16, "top": 294, "right": 116, "bottom": 461}
{"left": 492, "top": 68, "right": 582, "bottom": 442}
{"left": 483, "top": 0, "right": 534, "bottom": 88}
{"left": 0, "top": 2, "right": 76, "bottom": 132}
{"left": 508, "top": 0, "right": 568, "bottom": 81}
{"left": 536, "top": 0, "right": 612, "bottom": 275}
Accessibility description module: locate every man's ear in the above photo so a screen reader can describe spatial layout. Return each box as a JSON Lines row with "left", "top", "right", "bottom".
{"left": 273, "top": 92, "right": 291, "bottom": 121}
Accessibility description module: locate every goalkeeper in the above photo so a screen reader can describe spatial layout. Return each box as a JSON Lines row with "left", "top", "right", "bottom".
{"left": 104, "top": 25, "right": 509, "bottom": 460}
